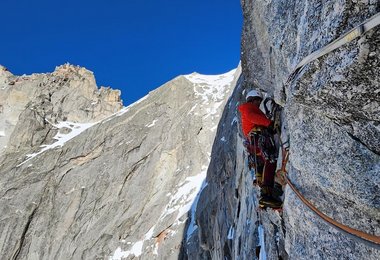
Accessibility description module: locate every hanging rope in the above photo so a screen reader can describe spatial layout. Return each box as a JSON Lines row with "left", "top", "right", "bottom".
{"left": 285, "top": 175, "right": 380, "bottom": 249}
{"left": 272, "top": 146, "right": 380, "bottom": 248}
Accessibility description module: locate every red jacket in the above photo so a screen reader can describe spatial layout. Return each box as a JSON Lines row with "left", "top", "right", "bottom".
{"left": 238, "top": 102, "right": 271, "bottom": 137}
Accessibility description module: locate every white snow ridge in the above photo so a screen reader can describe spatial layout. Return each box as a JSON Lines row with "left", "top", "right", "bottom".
{"left": 185, "top": 68, "right": 236, "bottom": 105}
{"left": 18, "top": 121, "right": 95, "bottom": 166}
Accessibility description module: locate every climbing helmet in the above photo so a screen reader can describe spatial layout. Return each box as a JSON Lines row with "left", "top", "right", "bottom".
{"left": 246, "top": 89, "right": 263, "bottom": 100}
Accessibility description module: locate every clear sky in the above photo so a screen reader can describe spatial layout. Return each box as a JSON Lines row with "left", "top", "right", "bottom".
{"left": 1, "top": 0, "right": 242, "bottom": 106}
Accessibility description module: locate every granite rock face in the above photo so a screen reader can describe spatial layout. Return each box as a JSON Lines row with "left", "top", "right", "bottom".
{"left": 185, "top": 0, "right": 379, "bottom": 259}
{"left": 0, "top": 65, "right": 240, "bottom": 259}
{"left": 241, "top": 1, "right": 380, "bottom": 258}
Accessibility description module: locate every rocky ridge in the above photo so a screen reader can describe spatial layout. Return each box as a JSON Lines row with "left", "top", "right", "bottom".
{"left": 0, "top": 64, "right": 122, "bottom": 157}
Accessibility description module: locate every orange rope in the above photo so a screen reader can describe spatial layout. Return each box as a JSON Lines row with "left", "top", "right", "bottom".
{"left": 274, "top": 145, "right": 380, "bottom": 247}
{"left": 285, "top": 175, "right": 380, "bottom": 247}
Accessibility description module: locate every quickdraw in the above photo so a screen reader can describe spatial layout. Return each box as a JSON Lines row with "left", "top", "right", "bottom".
{"left": 275, "top": 143, "right": 289, "bottom": 186}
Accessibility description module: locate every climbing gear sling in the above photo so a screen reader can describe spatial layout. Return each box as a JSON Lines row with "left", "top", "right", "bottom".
{"left": 275, "top": 142, "right": 289, "bottom": 186}
{"left": 285, "top": 12, "right": 380, "bottom": 91}
{"left": 250, "top": 131, "right": 263, "bottom": 184}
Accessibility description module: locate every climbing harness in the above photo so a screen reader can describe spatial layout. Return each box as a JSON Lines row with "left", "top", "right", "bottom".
{"left": 285, "top": 12, "right": 380, "bottom": 90}
{"left": 248, "top": 128, "right": 277, "bottom": 177}
{"left": 258, "top": 131, "right": 277, "bottom": 163}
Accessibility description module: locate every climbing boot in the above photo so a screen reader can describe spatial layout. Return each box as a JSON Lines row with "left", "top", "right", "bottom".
{"left": 259, "top": 196, "right": 282, "bottom": 209}
{"left": 260, "top": 186, "right": 271, "bottom": 197}
{"left": 272, "top": 182, "right": 284, "bottom": 198}
{"left": 255, "top": 171, "right": 262, "bottom": 183}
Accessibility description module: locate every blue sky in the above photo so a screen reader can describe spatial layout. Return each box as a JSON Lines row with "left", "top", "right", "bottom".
{"left": 1, "top": 0, "right": 242, "bottom": 105}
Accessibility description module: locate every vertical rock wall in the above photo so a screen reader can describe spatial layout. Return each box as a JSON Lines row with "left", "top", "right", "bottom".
{"left": 240, "top": 0, "right": 380, "bottom": 258}
{"left": 187, "top": 1, "right": 379, "bottom": 259}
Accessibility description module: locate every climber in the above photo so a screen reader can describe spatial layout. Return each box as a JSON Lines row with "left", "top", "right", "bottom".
{"left": 238, "top": 89, "right": 282, "bottom": 209}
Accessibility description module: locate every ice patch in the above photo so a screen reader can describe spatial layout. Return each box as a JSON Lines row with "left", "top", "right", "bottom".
{"left": 146, "top": 119, "right": 158, "bottom": 128}
{"left": 161, "top": 168, "right": 208, "bottom": 221}
{"left": 258, "top": 225, "right": 267, "bottom": 260}
{"left": 110, "top": 247, "right": 127, "bottom": 260}
{"left": 110, "top": 226, "right": 155, "bottom": 260}
{"left": 130, "top": 241, "right": 143, "bottom": 256}
{"left": 0, "top": 130, "right": 5, "bottom": 137}
{"left": 109, "top": 242, "right": 143, "bottom": 260}
{"left": 227, "top": 226, "right": 235, "bottom": 240}
{"left": 186, "top": 180, "right": 208, "bottom": 241}
{"left": 185, "top": 69, "right": 236, "bottom": 86}
{"left": 221, "top": 136, "right": 227, "bottom": 142}
{"left": 188, "top": 104, "right": 198, "bottom": 115}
